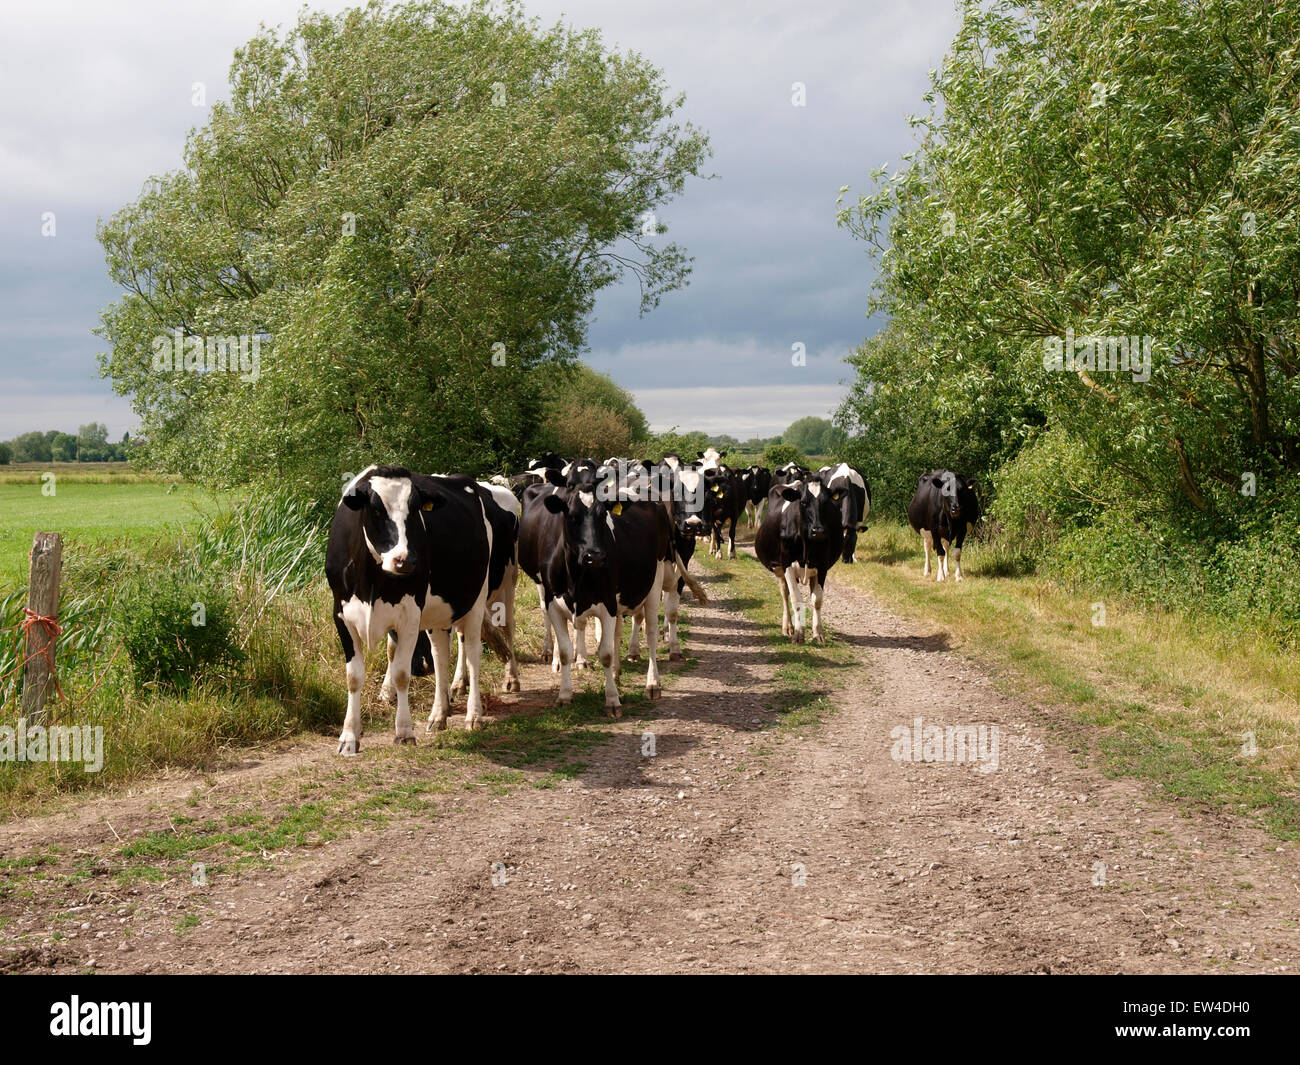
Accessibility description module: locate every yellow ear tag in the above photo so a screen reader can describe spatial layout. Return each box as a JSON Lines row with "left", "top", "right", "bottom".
{"left": 612, "top": 503, "right": 623, "bottom": 516}
{"left": 422, "top": 502, "right": 434, "bottom": 511}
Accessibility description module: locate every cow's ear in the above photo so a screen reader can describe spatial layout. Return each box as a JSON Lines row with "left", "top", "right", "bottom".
{"left": 965, "top": 478, "right": 978, "bottom": 491}
{"left": 543, "top": 492, "right": 567, "bottom": 514}
{"left": 544, "top": 468, "right": 566, "bottom": 487}
{"left": 415, "top": 485, "right": 445, "bottom": 513}
{"left": 931, "top": 475, "right": 945, "bottom": 486}
{"left": 342, "top": 483, "right": 371, "bottom": 511}
{"left": 718, "top": 451, "right": 726, "bottom": 459}
{"left": 781, "top": 487, "right": 801, "bottom": 502}
{"left": 697, "top": 451, "right": 706, "bottom": 459}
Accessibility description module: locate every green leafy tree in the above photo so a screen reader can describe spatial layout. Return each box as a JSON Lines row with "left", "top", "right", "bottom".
{"left": 97, "top": 0, "right": 709, "bottom": 499}
{"left": 9, "top": 431, "right": 51, "bottom": 464}
{"left": 762, "top": 443, "right": 805, "bottom": 469}
{"left": 50, "top": 433, "right": 78, "bottom": 462}
{"left": 837, "top": 0, "right": 1300, "bottom": 532}
{"left": 782, "top": 416, "right": 844, "bottom": 457}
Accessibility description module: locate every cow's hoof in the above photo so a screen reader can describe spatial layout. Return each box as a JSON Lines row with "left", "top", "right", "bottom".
{"left": 792, "top": 630, "right": 805, "bottom": 645}
{"left": 450, "top": 684, "right": 466, "bottom": 701}
{"left": 669, "top": 650, "right": 684, "bottom": 661}
{"left": 628, "top": 651, "right": 641, "bottom": 662}
{"left": 394, "top": 733, "right": 417, "bottom": 746}
{"left": 812, "top": 633, "right": 826, "bottom": 645}
{"left": 557, "top": 692, "right": 573, "bottom": 706}
{"left": 337, "top": 735, "right": 360, "bottom": 756}
{"left": 646, "top": 685, "right": 662, "bottom": 701}
{"left": 504, "top": 676, "right": 521, "bottom": 693}
{"left": 426, "top": 717, "right": 448, "bottom": 733}
{"left": 605, "top": 702, "right": 622, "bottom": 718}
{"left": 464, "top": 716, "right": 482, "bottom": 732}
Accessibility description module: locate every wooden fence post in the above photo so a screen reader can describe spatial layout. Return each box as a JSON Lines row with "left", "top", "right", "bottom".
{"left": 21, "top": 531, "right": 62, "bottom": 725}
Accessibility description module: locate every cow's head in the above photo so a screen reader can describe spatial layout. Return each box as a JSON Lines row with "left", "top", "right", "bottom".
{"left": 703, "top": 468, "right": 731, "bottom": 522}
{"left": 931, "top": 470, "right": 965, "bottom": 523}
{"left": 543, "top": 485, "right": 617, "bottom": 570}
{"left": 342, "top": 466, "right": 443, "bottom": 576}
{"left": 776, "top": 476, "right": 841, "bottom": 544}
{"left": 675, "top": 465, "right": 709, "bottom": 537}
{"left": 827, "top": 482, "right": 858, "bottom": 533}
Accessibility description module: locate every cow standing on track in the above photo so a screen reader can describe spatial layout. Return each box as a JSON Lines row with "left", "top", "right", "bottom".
{"left": 754, "top": 475, "right": 844, "bottom": 644}
{"left": 384, "top": 479, "right": 522, "bottom": 702}
{"left": 626, "top": 462, "right": 708, "bottom": 661}
{"left": 818, "top": 462, "right": 870, "bottom": 564}
{"left": 326, "top": 466, "right": 515, "bottom": 752}
{"left": 703, "top": 465, "right": 744, "bottom": 559}
{"left": 741, "top": 465, "right": 772, "bottom": 527}
{"left": 520, "top": 481, "right": 668, "bottom": 715}
{"left": 907, "top": 470, "right": 981, "bottom": 581}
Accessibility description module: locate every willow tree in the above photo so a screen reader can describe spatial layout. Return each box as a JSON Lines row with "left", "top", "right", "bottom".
{"left": 97, "top": 0, "right": 708, "bottom": 495}
{"left": 837, "top": 0, "right": 1300, "bottom": 527}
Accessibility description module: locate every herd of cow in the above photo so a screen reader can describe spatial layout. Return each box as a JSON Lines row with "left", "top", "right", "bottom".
{"left": 324, "top": 448, "right": 981, "bottom": 754}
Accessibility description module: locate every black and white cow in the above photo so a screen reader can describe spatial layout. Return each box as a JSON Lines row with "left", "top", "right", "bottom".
{"left": 385, "top": 479, "right": 522, "bottom": 697}
{"left": 697, "top": 447, "right": 726, "bottom": 471}
{"left": 326, "top": 465, "right": 516, "bottom": 752}
{"left": 703, "top": 465, "right": 745, "bottom": 559}
{"left": 906, "top": 470, "right": 981, "bottom": 582}
{"left": 519, "top": 479, "right": 669, "bottom": 714}
{"left": 772, "top": 461, "right": 810, "bottom": 489}
{"left": 818, "top": 462, "right": 870, "bottom": 564}
{"left": 625, "top": 464, "right": 708, "bottom": 661}
{"left": 754, "top": 476, "right": 844, "bottom": 644}
{"left": 740, "top": 465, "right": 772, "bottom": 527}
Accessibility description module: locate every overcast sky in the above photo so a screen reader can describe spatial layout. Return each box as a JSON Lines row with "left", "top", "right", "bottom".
{"left": 0, "top": 0, "right": 959, "bottom": 441}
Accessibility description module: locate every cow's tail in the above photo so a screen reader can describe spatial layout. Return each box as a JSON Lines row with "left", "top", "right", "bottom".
{"left": 677, "top": 560, "right": 708, "bottom": 604}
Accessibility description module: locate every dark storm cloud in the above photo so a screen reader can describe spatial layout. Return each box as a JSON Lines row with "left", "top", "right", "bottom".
{"left": 0, "top": 0, "right": 958, "bottom": 439}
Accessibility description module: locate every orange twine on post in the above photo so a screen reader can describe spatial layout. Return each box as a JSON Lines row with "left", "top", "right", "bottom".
{"left": 17, "top": 607, "right": 64, "bottom": 702}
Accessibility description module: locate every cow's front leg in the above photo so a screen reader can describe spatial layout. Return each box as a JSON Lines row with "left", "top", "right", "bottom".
{"left": 499, "top": 568, "right": 521, "bottom": 692}
{"left": 335, "top": 616, "right": 365, "bottom": 756}
{"left": 643, "top": 571, "right": 663, "bottom": 700}
{"left": 776, "top": 566, "right": 793, "bottom": 637}
{"left": 784, "top": 566, "right": 806, "bottom": 644}
{"left": 952, "top": 543, "right": 964, "bottom": 581}
{"left": 920, "top": 530, "right": 932, "bottom": 577}
{"left": 450, "top": 630, "right": 466, "bottom": 700}
{"left": 537, "top": 583, "right": 556, "bottom": 668}
{"left": 626, "top": 608, "right": 643, "bottom": 661}
{"left": 726, "top": 518, "right": 737, "bottom": 560}
{"left": 390, "top": 623, "right": 418, "bottom": 744}
{"left": 379, "top": 633, "right": 397, "bottom": 703}
{"left": 663, "top": 578, "right": 682, "bottom": 660}
{"left": 810, "top": 573, "right": 826, "bottom": 644}
{"left": 459, "top": 603, "right": 487, "bottom": 730}
{"left": 573, "top": 616, "right": 590, "bottom": 670}
{"left": 549, "top": 599, "right": 575, "bottom": 705}
{"left": 935, "top": 535, "right": 948, "bottom": 582}
{"left": 425, "top": 627, "right": 453, "bottom": 732}
{"left": 594, "top": 605, "right": 621, "bottom": 716}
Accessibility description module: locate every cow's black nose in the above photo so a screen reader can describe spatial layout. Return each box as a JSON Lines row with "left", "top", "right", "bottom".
{"left": 581, "top": 550, "right": 607, "bottom": 568}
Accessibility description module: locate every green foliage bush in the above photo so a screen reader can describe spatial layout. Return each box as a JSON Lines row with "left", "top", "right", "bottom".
{"left": 762, "top": 443, "right": 806, "bottom": 469}
{"left": 114, "top": 574, "right": 242, "bottom": 691}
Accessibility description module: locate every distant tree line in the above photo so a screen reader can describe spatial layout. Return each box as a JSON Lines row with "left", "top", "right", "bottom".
{"left": 0, "top": 424, "right": 132, "bottom": 464}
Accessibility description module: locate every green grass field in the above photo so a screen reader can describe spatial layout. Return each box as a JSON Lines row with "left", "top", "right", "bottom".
{"left": 0, "top": 479, "right": 226, "bottom": 589}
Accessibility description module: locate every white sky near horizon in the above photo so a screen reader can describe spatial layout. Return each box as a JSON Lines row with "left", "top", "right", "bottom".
{"left": 0, "top": 0, "right": 960, "bottom": 441}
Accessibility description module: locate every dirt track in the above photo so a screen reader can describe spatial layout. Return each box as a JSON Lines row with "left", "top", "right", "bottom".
{"left": 2, "top": 555, "right": 1298, "bottom": 974}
